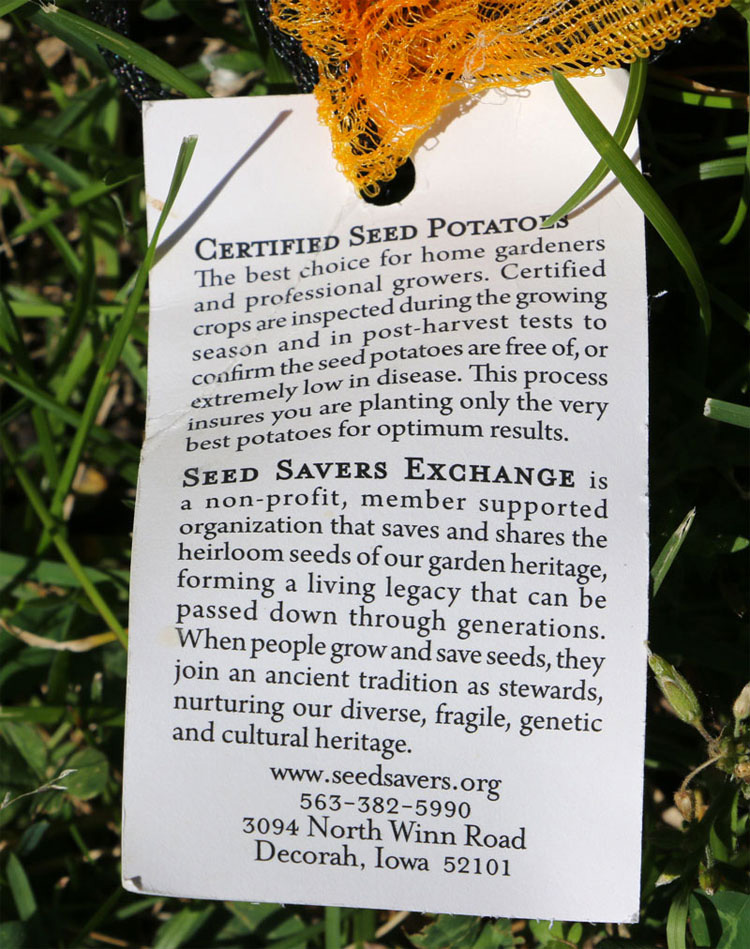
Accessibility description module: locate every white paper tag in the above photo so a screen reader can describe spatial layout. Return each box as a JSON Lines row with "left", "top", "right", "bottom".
{"left": 124, "top": 72, "right": 648, "bottom": 922}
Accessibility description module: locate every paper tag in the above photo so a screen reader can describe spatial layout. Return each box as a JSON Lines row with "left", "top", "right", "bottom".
{"left": 124, "top": 73, "right": 648, "bottom": 922}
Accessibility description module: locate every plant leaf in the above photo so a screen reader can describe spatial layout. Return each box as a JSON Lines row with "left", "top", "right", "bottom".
{"left": 152, "top": 906, "right": 214, "bottom": 949}
{"left": 5, "top": 853, "right": 37, "bottom": 923}
{"left": 29, "top": 7, "right": 209, "bottom": 100}
{"left": 545, "top": 57, "right": 647, "bottom": 226}
{"left": 651, "top": 508, "right": 696, "bottom": 597}
{"left": 410, "top": 915, "right": 483, "bottom": 949}
{"left": 0, "top": 921, "right": 27, "bottom": 949}
{"left": 553, "top": 70, "right": 712, "bottom": 333}
{"left": 62, "top": 748, "right": 109, "bottom": 801}
{"left": 667, "top": 887, "right": 691, "bottom": 949}
{"left": 0, "top": 0, "right": 28, "bottom": 16}
{"left": 690, "top": 891, "right": 750, "bottom": 948}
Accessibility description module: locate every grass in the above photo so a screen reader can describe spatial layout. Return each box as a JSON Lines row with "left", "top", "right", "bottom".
{"left": 1, "top": 2, "right": 748, "bottom": 947}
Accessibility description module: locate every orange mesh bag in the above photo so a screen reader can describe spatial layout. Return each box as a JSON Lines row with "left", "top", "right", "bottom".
{"left": 270, "top": 0, "right": 731, "bottom": 194}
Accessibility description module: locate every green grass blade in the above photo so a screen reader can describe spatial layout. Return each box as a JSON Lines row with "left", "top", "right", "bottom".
{"left": 663, "top": 155, "right": 746, "bottom": 191}
{"left": 6, "top": 302, "right": 147, "bottom": 320}
{"left": 553, "top": 70, "right": 712, "bottom": 333}
{"left": 703, "top": 397, "right": 750, "bottom": 428}
{"left": 721, "top": 151, "right": 749, "bottom": 243}
{"left": 25, "top": 144, "right": 92, "bottom": 191}
{"left": 0, "top": 288, "right": 59, "bottom": 481}
{"left": 29, "top": 406, "right": 59, "bottom": 485}
{"left": 544, "top": 57, "right": 647, "bottom": 227}
{"left": 0, "top": 430, "right": 128, "bottom": 647}
{"left": 46, "top": 136, "right": 198, "bottom": 530}
{"left": 0, "top": 365, "right": 140, "bottom": 460}
{"left": 325, "top": 906, "right": 343, "bottom": 949}
{"left": 274, "top": 916, "right": 354, "bottom": 949}
{"left": 47, "top": 212, "right": 95, "bottom": 377}
{"left": 51, "top": 331, "right": 96, "bottom": 407}
{"left": 708, "top": 284, "right": 750, "bottom": 331}
{"left": 696, "top": 156, "right": 746, "bottom": 180}
{"left": 30, "top": 7, "right": 210, "bottom": 100}
{"left": 0, "top": 708, "right": 67, "bottom": 725}
{"left": 721, "top": 23, "right": 750, "bottom": 244}
{"left": 651, "top": 508, "right": 696, "bottom": 597}
{"left": 0, "top": 707, "right": 123, "bottom": 726}
{"left": 5, "top": 853, "right": 37, "bottom": 923}
{"left": 649, "top": 83, "right": 747, "bottom": 110}
{"left": 666, "top": 887, "right": 690, "bottom": 949}
{"left": 353, "top": 908, "right": 376, "bottom": 948}
{"left": 13, "top": 13, "right": 69, "bottom": 110}
{"left": 660, "top": 133, "right": 748, "bottom": 157}
{"left": 8, "top": 187, "right": 83, "bottom": 278}
{"left": 70, "top": 889, "right": 123, "bottom": 949}
{"left": 0, "top": 0, "right": 29, "bottom": 15}
{"left": 237, "top": 0, "right": 294, "bottom": 86}
{"left": 0, "top": 127, "right": 121, "bottom": 158}
{"left": 10, "top": 175, "right": 139, "bottom": 240}
{"left": 0, "top": 551, "right": 129, "bottom": 591}
{"left": 152, "top": 906, "right": 214, "bottom": 949}
{"left": 22, "top": 7, "right": 108, "bottom": 71}
{"left": 170, "top": 0, "right": 253, "bottom": 51}
{"left": 237, "top": 0, "right": 272, "bottom": 61}
{"left": 121, "top": 337, "right": 148, "bottom": 394}
{"left": 0, "top": 81, "right": 116, "bottom": 154}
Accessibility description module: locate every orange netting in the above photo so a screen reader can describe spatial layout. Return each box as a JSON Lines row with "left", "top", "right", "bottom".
{"left": 269, "top": 0, "right": 730, "bottom": 194}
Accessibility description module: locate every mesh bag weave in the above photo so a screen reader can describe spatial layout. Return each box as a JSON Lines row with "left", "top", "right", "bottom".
{"left": 270, "top": 0, "right": 731, "bottom": 194}
{"left": 85, "top": 0, "right": 171, "bottom": 103}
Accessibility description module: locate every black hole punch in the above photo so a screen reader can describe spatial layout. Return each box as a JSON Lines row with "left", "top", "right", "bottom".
{"left": 360, "top": 158, "right": 416, "bottom": 206}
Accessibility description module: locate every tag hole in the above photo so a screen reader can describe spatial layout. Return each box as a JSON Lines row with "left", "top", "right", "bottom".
{"left": 360, "top": 159, "right": 415, "bottom": 206}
